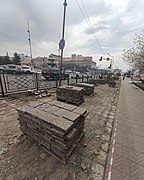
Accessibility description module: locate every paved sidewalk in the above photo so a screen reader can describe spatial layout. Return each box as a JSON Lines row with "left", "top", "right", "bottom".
{"left": 105, "top": 79, "right": 144, "bottom": 180}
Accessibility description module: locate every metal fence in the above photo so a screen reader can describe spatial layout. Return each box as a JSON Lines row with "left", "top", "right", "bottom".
{"left": 0, "top": 72, "right": 94, "bottom": 97}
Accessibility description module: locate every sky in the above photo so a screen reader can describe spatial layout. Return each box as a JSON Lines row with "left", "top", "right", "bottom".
{"left": 0, "top": 0, "right": 144, "bottom": 71}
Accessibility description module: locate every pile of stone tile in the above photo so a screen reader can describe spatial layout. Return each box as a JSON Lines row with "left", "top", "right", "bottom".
{"left": 89, "top": 79, "right": 111, "bottom": 85}
{"left": 88, "top": 79, "right": 97, "bottom": 86}
{"left": 75, "top": 83, "right": 95, "bottom": 96}
{"left": 17, "top": 98, "right": 87, "bottom": 163}
{"left": 108, "top": 81, "right": 116, "bottom": 87}
{"left": 56, "top": 85, "right": 84, "bottom": 105}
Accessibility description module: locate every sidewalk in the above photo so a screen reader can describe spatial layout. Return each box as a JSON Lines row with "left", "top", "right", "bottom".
{"left": 105, "top": 79, "right": 144, "bottom": 180}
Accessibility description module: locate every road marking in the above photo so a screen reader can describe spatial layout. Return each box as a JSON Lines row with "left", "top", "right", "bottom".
{"left": 107, "top": 83, "right": 122, "bottom": 180}
{"left": 108, "top": 122, "right": 117, "bottom": 180}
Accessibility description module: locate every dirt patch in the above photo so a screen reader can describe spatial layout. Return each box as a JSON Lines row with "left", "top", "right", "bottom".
{"left": 0, "top": 83, "right": 120, "bottom": 180}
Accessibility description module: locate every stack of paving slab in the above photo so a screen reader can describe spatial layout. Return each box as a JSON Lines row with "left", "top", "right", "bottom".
{"left": 74, "top": 83, "right": 95, "bottom": 96}
{"left": 88, "top": 79, "right": 98, "bottom": 86}
{"left": 108, "top": 81, "right": 116, "bottom": 87}
{"left": 89, "top": 79, "right": 110, "bottom": 85}
{"left": 56, "top": 85, "right": 84, "bottom": 105}
{"left": 17, "top": 98, "right": 87, "bottom": 163}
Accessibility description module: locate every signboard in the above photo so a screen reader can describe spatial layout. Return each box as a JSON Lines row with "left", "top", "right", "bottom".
{"left": 72, "top": 54, "right": 76, "bottom": 60}
{"left": 58, "top": 39, "right": 65, "bottom": 50}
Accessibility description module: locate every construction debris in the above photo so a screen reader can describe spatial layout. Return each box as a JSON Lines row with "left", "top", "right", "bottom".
{"left": 56, "top": 85, "right": 84, "bottom": 105}
{"left": 74, "top": 83, "right": 95, "bottom": 96}
{"left": 17, "top": 98, "right": 88, "bottom": 163}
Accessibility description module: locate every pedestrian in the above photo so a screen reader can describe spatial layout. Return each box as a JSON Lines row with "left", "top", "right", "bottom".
{"left": 123, "top": 76, "right": 125, "bottom": 80}
{"left": 131, "top": 75, "right": 133, "bottom": 81}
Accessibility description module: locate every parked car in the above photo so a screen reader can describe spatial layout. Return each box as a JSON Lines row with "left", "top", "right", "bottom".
{"left": 70, "top": 71, "right": 82, "bottom": 79}
{"left": 0, "top": 65, "right": 6, "bottom": 72}
{"left": 21, "top": 65, "right": 33, "bottom": 74}
{"left": 42, "top": 67, "right": 68, "bottom": 80}
{"left": 82, "top": 72, "right": 92, "bottom": 78}
{"left": 65, "top": 69, "right": 72, "bottom": 74}
{"left": 1, "top": 64, "right": 21, "bottom": 74}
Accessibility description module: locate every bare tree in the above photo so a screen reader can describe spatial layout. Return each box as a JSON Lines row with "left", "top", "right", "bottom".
{"left": 122, "top": 32, "right": 144, "bottom": 72}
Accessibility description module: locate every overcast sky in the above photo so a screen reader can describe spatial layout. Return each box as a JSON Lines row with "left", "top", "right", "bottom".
{"left": 0, "top": 0, "right": 144, "bottom": 71}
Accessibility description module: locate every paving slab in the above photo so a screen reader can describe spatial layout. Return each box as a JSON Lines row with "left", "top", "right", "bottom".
{"left": 105, "top": 80, "right": 144, "bottom": 180}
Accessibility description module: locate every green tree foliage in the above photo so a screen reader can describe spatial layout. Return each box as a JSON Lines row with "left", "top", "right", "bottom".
{"left": 13, "top": 52, "right": 21, "bottom": 65}
{"left": 0, "top": 56, "right": 11, "bottom": 65}
{"left": 122, "top": 32, "right": 144, "bottom": 71}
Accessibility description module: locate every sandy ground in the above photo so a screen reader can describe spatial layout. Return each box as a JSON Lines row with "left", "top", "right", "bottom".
{"left": 0, "top": 83, "right": 120, "bottom": 180}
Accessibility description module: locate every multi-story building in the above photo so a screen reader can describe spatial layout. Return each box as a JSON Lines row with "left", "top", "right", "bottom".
{"left": 64, "top": 55, "right": 96, "bottom": 72}
{"left": 30, "top": 54, "right": 96, "bottom": 72}
{"left": 49, "top": 54, "right": 96, "bottom": 72}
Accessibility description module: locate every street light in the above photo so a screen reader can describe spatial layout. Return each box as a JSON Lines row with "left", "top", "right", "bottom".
{"left": 59, "top": 0, "right": 67, "bottom": 86}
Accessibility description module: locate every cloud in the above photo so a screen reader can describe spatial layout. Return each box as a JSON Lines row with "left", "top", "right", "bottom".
{"left": 0, "top": 0, "right": 144, "bottom": 71}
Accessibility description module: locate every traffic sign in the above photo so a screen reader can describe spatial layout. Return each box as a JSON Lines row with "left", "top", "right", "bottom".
{"left": 59, "top": 39, "right": 65, "bottom": 50}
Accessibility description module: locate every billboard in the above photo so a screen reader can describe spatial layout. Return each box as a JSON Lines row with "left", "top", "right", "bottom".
{"left": 72, "top": 54, "right": 76, "bottom": 60}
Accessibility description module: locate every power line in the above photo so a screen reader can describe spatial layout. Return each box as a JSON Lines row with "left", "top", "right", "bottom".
{"left": 0, "top": 31, "right": 27, "bottom": 43}
{"left": 75, "top": 0, "right": 106, "bottom": 56}
{"left": 80, "top": 0, "right": 106, "bottom": 55}
{"left": 0, "top": 30, "right": 49, "bottom": 54}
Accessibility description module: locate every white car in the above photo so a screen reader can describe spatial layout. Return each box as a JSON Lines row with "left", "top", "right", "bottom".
{"left": 70, "top": 71, "right": 82, "bottom": 79}
{"left": 21, "top": 65, "right": 33, "bottom": 74}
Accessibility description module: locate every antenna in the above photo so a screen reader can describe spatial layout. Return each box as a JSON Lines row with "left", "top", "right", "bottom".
{"left": 27, "top": 18, "right": 33, "bottom": 60}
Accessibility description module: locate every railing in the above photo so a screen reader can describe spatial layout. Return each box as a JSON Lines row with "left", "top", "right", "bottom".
{"left": 0, "top": 72, "right": 94, "bottom": 97}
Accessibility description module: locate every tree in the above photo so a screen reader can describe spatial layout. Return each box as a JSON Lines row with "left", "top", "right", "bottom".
{"left": 122, "top": 32, "right": 144, "bottom": 72}
{"left": 0, "top": 56, "right": 11, "bottom": 65}
{"left": 13, "top": 52, "right": 21, "bottom": 65}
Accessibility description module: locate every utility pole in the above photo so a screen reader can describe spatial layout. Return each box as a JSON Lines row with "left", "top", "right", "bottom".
{"left": 59, "top": 0, "right": 67, "bottom": 86}
{"left": 27, "top": 18, "right": 33, "bottom": 60}
{"left": 6, "top": 51, "right": 9, "bottom": 57}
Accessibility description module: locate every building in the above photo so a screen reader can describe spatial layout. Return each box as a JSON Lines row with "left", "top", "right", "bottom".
{"left": 30, "top": 54, "right": 96, "bottom": 72}
{"left": 31, "top": 56, "right": 59, "bottom": 69}
{"left": 19, "top": 54, "right": 31, "bottom": 65}
{"left": 49, "top": 54, "right": 96, "bottom": 72}
{"left": 31, "top": 57, "right": 48, "bottom": 69}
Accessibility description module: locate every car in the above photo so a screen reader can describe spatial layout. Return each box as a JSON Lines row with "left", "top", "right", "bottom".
{"left": 21, "top": 65, "right": 33, "bottom": 74}
{"left": 0, "top": 65, "right": 6, "bottom": 72}
{"left": 42, "top": 67, "right": 59, "bottom": 80}
{"left": 82, "top": 72, "right": 91, "bottom": 78}
{"left": 70, "top": 71, "right": 82, "bottom": 79}
{"left": 65, "top": 69, "right": 72, "bottom": 74}
{"left": 1, "top": 64, "right": 21, "bottom": 74}
{"left": 42, "top": 67, "right": 68, "bottom": 80}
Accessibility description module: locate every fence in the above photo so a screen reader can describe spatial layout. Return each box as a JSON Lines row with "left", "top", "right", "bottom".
{"left": 0, "top": 72, "right": 94, "bottom": 97}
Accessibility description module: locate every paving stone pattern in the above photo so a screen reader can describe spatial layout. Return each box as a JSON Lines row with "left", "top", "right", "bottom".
{"left": 0, "top": 82, "right": 120, "bottom": 180}
{"left": 105, "top": 80, "right": 144, "bottom": 180}
{"left": 17, "top": 99, "right": 87, "bottom": 163}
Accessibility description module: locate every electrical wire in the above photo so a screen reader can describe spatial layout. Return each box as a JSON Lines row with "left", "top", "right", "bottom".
{"left": 0, "top": 31, "right": 27, "bottom": 43}
{"left": 76, "top": 0, "right": 107, "bottom": 56}
{"left": 0, "top": 30, "right": 49, "bottom": 54}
